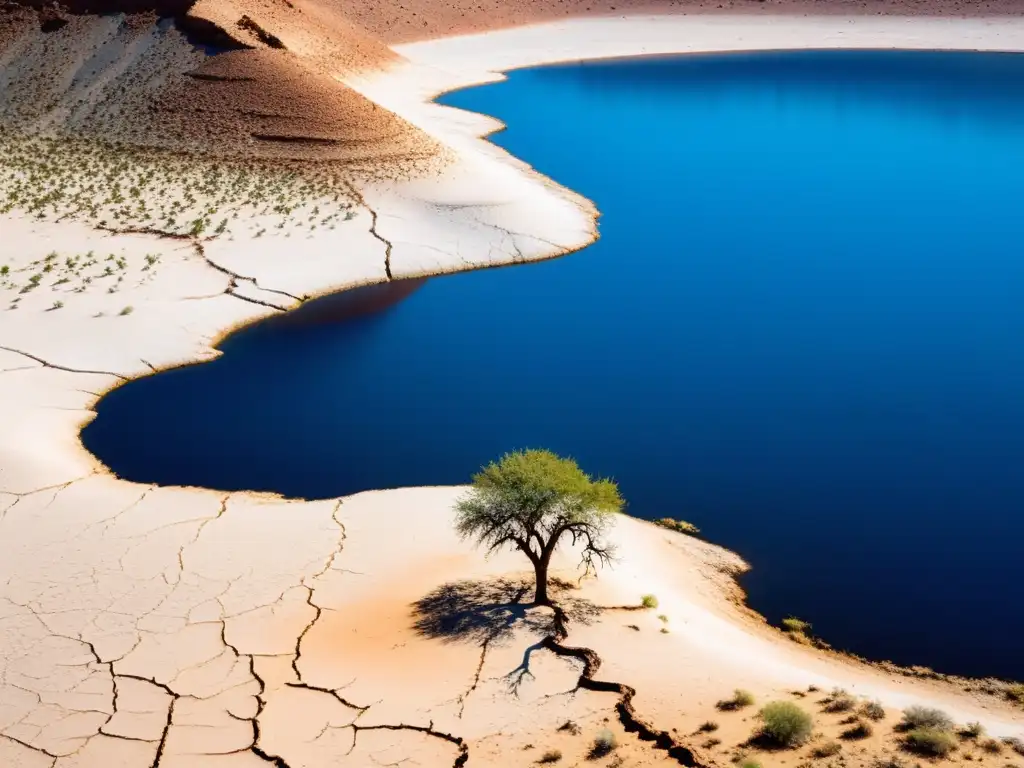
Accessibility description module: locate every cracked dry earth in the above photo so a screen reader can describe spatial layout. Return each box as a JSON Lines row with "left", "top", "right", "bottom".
{"left": 0, "top": 97, "right": 598, "bottom": 767}
{"left": 0, "top": 183, "right": 602, "bottom": 767}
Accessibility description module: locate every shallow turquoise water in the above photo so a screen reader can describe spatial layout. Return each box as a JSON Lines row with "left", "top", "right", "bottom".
{"left": 84, "top": 51, "right": 1024, "bottom": 679}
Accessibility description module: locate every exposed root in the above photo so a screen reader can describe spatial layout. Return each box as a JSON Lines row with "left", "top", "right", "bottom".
{"left": 540, "top": 605, "right": 709, "bottom": 768}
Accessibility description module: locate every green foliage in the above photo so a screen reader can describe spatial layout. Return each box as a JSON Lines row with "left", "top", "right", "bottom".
{"left": 589, "top": 729, "right": 617, "bottom": 758}
{"left": 454, "top": 450, "right": 623, "bottom": 603}
{"left": 739, "top": 761, "right": 762, "bottom": 768}
{"left": 717, "top": 689, "right": 755, "bottom": 711}
{"left": 51, "top": 300, "right": 63, "bottom": 310}
{"left": 758, "top": 701, "right": 814, "bottom": 747}
{"left": 119, "top": 305, "right": 133, "bottom": 316}
{"left": 904, "top": 727, "right": 957, "bottom": 757}
{"left": 1007, "top": 683, "right": 1024, "bottom": 705}
{"left": 0, "top": 265, "right": 8, "bottom": 276}
{"left": 655, "top": 517, "right": 700, "bottom": 535}
{"left": 781, "top": 617, "right": 811, "bottom": 635}
{"left": 812, "top": 742, "right": 842, "bottom": 758}
{"left": 641, "top": 594, "right": 659, "bottom": 609}
{"left": 900, "top": 706, "right": 953, "bottom": 732}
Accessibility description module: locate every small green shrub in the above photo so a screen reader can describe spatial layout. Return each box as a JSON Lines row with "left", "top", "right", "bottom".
{"left": 782, "top": 617, "right": 812, "bottom": 634}
{"left": 589, "top": 729, "right": 617, "bottom": 759}
{"left": 538, "top": 749, "right": 562, "bottom": 764}
{"left": 812, "top": 742, "right": 842, "bottom": 758}
{"left": 51, "top": 300, "right": 63, "bottom": 310}
{"left": 655, "top": 517, "right": 700, "bottom": 536}
{"left": 0, "top": 265, "right": 9, "bottom": 276}
{"left": 119, "top": 305, "right": 133, "bottom": 316}
{"left": 718, "top": 689, "right": 756, "bottom": 711}
{"left": 900, "top": 706, "right": 953, "bottom": 732}
{"left": 904, "top": 727, "right": 957, "bottom": 757}
{"left": 640, "top": 594, "right": 659, "bottom": 609}
{"left": 657, "top": 614, "right": 669, "bottom": 623}
{"left": 960, "top": 722, "right": 985, "bottom": 740}
{"left": 1008, "top": 684, "right": 1024, "bottom": 705}
{"left": 860, "top": 700, "right": 886, "bottom": 722}
{"left": 759, "top": 701, "right": 814, "bottom": 747}
{"left": 822, "top": 688, "right": 857, "bottom": 713}
{"left": 740, "top": 761, "right": 762, "bottom": 768}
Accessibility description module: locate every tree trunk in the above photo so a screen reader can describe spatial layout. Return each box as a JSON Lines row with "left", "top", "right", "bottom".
{"left": 533, "top": 560, "right": 549, "bottom": 605}
{"left": 533, "top": 546, "right": 555, "bottom": 605}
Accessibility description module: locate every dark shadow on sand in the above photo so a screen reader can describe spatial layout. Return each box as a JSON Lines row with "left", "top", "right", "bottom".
{"left": 410, "top": 577, "right": 600, "bottom": 645}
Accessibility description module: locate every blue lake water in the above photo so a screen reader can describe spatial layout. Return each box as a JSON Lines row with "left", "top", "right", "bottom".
{"left": 83, "top": 50, "right": 1024, "bottom": 681}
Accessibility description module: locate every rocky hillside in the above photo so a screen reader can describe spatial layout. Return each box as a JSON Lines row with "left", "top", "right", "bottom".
{"left": 0, "top": 0, "right": 438, "bottom": 165}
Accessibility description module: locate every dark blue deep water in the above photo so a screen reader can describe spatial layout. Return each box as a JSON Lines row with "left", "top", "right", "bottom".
{"left": 84, "top": 51, "right": 1024, "bottom": 681}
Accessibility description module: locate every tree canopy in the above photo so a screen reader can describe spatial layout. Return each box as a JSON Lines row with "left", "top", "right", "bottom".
{"left": 454, "top": 449, "right": 624, "bottom": 604}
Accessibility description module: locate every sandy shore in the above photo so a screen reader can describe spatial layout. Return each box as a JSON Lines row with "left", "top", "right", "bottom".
{"left": 2, "top": 11, "right": 1024, "bottom": 768}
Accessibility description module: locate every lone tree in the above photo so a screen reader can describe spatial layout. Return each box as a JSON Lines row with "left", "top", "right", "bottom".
{"left": 454, "top": 449, "right": 624, "bottom": 605}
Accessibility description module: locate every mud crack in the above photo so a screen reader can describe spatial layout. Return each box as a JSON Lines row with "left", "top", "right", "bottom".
{"left": 0, "top": 345, "right": 128, "bottom": 380}
{"left": 344, "top": 181, "right": 393, "bottom": 280}
{"left": 191, "top": 241, "right": 303, "bottom": 311}
{"left": 352, "top": 722, "right": 468, "bottom": 768}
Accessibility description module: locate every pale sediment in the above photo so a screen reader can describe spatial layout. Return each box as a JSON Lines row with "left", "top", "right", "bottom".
{"left": 1, "top": 11, "right": 1024, "bottom": 768}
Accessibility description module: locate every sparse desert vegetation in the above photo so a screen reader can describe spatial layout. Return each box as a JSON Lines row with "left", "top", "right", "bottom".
{"left": 1008, "top": 684, "right": 1024, "bottom": 706}
{"left": 779, "top": 616, "right": 818, "bottom": 647}
{"left": 758, "top": 701, "right": 814, "bottom": 747}
{"left": 0, "top": 131, "right": 357, "bottom": 244}
{"left": 0, "top": 246, "right": 159, "bottom": 311}
{"left": 655, "top": 517, "right": 700, "bottom": 535}
{"left": 822, "top": 687, "right": 857, "bottom": 713}
{"left": 904, "top": 726, "right": 958, "bottom": 757}
{"left": 812, "top": 740, "right": 843, "bottom": 758}
{"left": 900, "top": 706, "right": 955, "bottom": 732}
{"left": 589, "top": 728, "right": 618, "bottom": 759}
{"left": 1004, "top": 736, "right": 1024, "bottom": 756}
{"left": 841, "top": 718, "right": 874, "bottom": 740}
{"left": 861, "top": 700, "right": 887, "bottom": 722}
{"left": 718, "top": 689, "right": 757, "bottom": 711}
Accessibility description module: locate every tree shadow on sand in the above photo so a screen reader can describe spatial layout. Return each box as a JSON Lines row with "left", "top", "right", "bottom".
{"left": 410, "top": 576, "right": 600, "bottom": 646}
{"left": 411, "top": 577, "right": 603, "bottom": 695}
